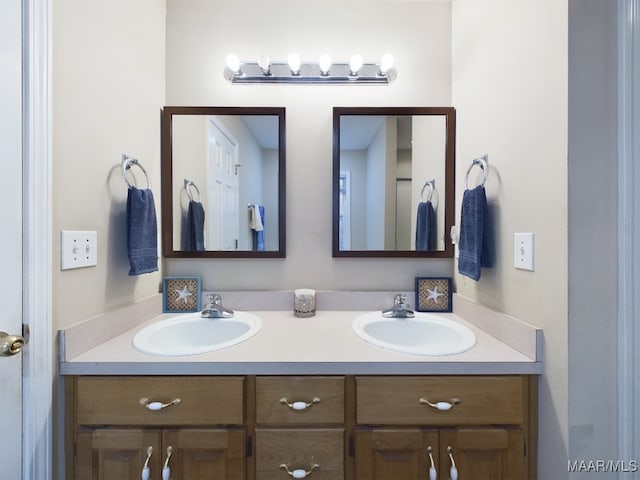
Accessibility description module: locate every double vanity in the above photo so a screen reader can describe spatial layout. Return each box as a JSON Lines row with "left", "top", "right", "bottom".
{"left": 60, "top": 292, "right": 541, "bottom": 480}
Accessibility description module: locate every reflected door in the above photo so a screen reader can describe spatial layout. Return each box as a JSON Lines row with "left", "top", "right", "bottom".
{"left": 208, "top": 118, "right": 239, "bottom": 250}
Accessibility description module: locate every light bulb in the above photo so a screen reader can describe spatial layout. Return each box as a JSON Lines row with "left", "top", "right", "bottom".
{"left": 319, "top": 54, "right": 332, "bottom": 75}
{"left": 379, "top": 53, "right": 394, "bottom": 75}
{"left": 288, "top": 52, "right": 301, "bottom": 75}
{"left": 257, "top": 54, "right": 271, "bottom": 75}
{"left": 349, "top": 54, "right": 363, "bottom": 75}
{"left": 226, "top": 54, "right": 241, "bottom": 75}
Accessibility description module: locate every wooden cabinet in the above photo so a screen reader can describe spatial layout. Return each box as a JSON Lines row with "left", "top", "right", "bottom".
{"left": 68, "top": 376, "right": 246, "bottom": 480}
{"left": 355, "top": 428, "right": 525, "bottom": 480}
{"left": 254, "top": 376, "right": 345, "bottom": 480}
{"left": 75, "top": 427, "right": 245, "bottom": 480}
{"left": 353, "top": 376, "right": 536, "bottom": 480}
{"left": 66, "top": 374, "right": 536, "bottom": 479}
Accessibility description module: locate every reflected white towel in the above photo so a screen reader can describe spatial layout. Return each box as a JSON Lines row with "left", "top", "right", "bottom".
{"left": 249, "top": 205, "right": 264, "bottom": 231}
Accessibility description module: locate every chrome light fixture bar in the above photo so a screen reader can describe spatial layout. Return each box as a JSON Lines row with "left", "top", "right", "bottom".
{"left": 224, "top": 54, "right": 397, "bottom": 84}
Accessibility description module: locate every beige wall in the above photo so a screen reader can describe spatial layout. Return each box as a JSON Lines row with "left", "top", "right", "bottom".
{"left": 53, "top": 0, "right": 166, "bottom": 329}
{"left": 164, "top": 0, "right": 454, "bottom": 289}
{"left": 452, "top": 1, "right": 569, "bottom": 478}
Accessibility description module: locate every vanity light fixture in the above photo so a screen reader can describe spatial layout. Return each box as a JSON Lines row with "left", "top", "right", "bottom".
{"left": 223, "top": 52, "right": 397, "bottom": 84}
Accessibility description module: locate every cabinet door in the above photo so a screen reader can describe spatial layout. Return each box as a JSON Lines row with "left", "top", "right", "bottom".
{"left": 163, "top": 428, "right": 246, "bottom": 480}
{"left": 440, "top": 428, "right": 526, "bottom": 480}
{"left": 355, "top": 429, "right": 439, "bottom": 480}
{"left": 75, "top": 428, "right": 162, "bottom": 480}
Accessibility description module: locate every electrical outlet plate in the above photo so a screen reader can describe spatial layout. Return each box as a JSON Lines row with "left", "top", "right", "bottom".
{"left": 61, "top": 230, "right": 98, "bottom": 270}
{"left": 514, "top": 232, "right": 534, "bottom": 271}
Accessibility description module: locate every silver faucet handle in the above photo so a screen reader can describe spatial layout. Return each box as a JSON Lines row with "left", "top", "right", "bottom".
{"left": 394, "top": 293, "right": 407, "bottom": 304}
{"left": 206, "top": 293, "right": 222, "bottom": 305}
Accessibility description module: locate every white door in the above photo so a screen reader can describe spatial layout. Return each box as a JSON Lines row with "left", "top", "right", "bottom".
{"left": 0, "top": 0, "right": 25, "bottom": 478}
{"left": 207, "top": 118, "right": 240, "bottom": 250}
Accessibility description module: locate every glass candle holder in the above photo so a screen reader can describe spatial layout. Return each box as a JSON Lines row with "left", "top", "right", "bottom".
{"left": 294, "top": 288, "right": 316, "bottom": 317}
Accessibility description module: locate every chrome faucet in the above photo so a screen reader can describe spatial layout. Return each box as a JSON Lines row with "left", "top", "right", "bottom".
{"left": 201, "top": 294, "right": 234, "bottom": 318}
{"left": 382, "top": 293, "right": 415, "bottom": 318}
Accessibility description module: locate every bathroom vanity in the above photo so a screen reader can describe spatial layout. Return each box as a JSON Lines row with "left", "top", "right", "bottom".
{"left": 66, "top": 374, "right": 535, "bottom": 479}
{"left": 60, "top": 294, "right": 541, "bottom": 480}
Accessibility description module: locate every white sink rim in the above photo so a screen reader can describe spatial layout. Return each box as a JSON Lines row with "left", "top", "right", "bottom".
{"left": 352, "top": 311, "right": 477, "bottom": 356}
{"left": 132, "top": 311, "right": 261, "bottom": 356}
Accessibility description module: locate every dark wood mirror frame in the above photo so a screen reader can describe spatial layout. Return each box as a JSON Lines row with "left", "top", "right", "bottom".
{"left": 161, "top": 106, "right": 286, "bottom": 258}
{"left": 332, "top": 107, "right": 456, "bottom": 258}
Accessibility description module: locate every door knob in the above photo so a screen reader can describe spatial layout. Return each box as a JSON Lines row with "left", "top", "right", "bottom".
{"left": 0, "top": 331, "right": 26, "bottom": 356}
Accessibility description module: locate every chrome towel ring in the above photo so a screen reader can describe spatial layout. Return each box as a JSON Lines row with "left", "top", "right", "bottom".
{"left": 464, "top": 154, "right": 488, "bottom": 190}
{"left": 122, "top": 154, "right": 151, "bottom": 189}
{"left": 184, "top": 179, "right": 201, "bottom": 202}
{"left": 420, "top": 179, "right": 436, "bottom": 203}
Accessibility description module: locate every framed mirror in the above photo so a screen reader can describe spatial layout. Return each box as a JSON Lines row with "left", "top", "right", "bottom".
{"left": 161, "top": 106, "right": 286, "bottom": 258}
{"left": 332, "top": 107, "right": 455, "bottom": 257}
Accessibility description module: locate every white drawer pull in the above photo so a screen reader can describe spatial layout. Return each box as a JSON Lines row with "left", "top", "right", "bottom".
{"left": 139, "top": 397, "right": 181, "bottom": 411}
{"left": 279, "top": 463, "right": 319, "bottom": 478}
{"left": 162, "top": 446, "right": 173, "bottom": 480}
{"left": 141, "top": 446, "right": 153, "bottom": 480}
{"left": 279, "top": 397, "right": 320, "bottom": 411}
{"left": 447, "top": 446, "right": 458, "bottom": 480}
{"left": 419, "top": 397, "right": 460, "bottom": 411}
{"left": 427, "top": 446, "right": 437, "bottom": 480}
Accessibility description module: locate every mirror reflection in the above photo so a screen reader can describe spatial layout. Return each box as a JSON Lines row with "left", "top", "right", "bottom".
{"left": 333, "top": 107, "right": 455, "bottom": 257}
{"left": 161, "top": 107, "right": 286, "bottom": 258}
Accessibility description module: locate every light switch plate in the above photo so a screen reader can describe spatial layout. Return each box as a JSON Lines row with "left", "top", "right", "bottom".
{"left": 514, "top": 232, "right": 534, "bottom": 271}
{"left": 61, "top": 230, "right": 98, "bottom": 270}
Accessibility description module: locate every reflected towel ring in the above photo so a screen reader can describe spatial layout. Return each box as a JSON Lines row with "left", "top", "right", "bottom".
{"left": 465, "top": 155, "right": 488, "bottom": 190}
{"left": 184, "top": 179, "right": 201, "bottom": 202}
{"left": 122, "top": 154, "right": 151, "bottom": 189}
{"left": 420, "top": 179, "right": 436, "bottom": 203}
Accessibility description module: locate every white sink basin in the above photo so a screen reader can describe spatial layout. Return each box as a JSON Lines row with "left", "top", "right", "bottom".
{"left": 133, "top": 312, "right": 261, "bottom": 356}
{"left": 352, "top": 311, "right": 476, "bottom": 356}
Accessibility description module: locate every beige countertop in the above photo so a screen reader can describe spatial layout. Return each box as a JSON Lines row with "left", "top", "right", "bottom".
{"left": 59, "top": 294, "right": 542, "bottom": 375}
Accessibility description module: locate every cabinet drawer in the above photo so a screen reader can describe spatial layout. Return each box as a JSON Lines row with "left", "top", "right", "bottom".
{"left": 356, "top": 376, "right": 524, "bottom": 426}
{"left": 256, "top": 376, "right": 344, "bottom": 425}
{"left": 255, "top": 428, "right": 344, "bottom": 480}
{"left": 75, "top": 376, "right": 244, "bottom": 426}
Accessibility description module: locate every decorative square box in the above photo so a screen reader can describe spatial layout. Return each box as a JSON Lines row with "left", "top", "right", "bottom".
{"left": 415, "top": 277, "right": 452, "bottom": 313}
{"left": 163, "top": 277, "right": 201, "bottom": 313}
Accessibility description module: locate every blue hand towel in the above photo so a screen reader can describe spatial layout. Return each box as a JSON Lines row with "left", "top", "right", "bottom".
{"left": 185, "top": 200, "right": 205, "bottom": 251}
{"left": 458, "top": 185, "right": 490, "bottom": 281}
{"left": 415, "top": 201, "right": 436, "bottom": 251}
{"left": 126, "top": 187, "right": 158, "bottom": 276}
